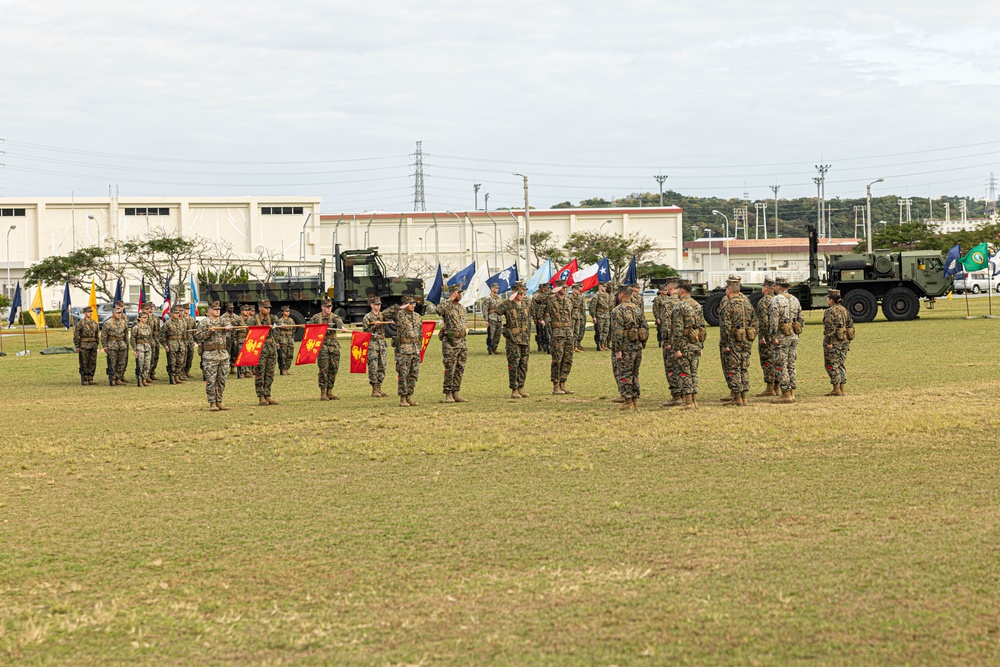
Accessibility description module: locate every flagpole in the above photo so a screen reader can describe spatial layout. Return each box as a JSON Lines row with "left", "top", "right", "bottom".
{"left": 964, "top": 283, "right": 971, "bottom": 318}
{"left": 20, "top": 315, "right": 27, "bottom": 353}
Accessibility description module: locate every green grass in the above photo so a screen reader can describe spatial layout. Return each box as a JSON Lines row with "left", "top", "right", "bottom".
{"left": 2, "top": 299, "right": 1000, "bottom": 665}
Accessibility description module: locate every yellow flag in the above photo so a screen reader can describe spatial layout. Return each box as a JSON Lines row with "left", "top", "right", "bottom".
{"left": 89, "top": 280, "right": 99, "bottom": 322}
{"left": 30, "top": 281, "right": 46, "bottom": 329}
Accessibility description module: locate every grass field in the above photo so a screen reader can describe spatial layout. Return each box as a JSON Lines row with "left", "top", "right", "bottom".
{"left": 2, "top": 298, "right": 1000, "bottom": 665}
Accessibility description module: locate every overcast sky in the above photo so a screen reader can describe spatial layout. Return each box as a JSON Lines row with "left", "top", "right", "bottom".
{"left": 2, "top": 0, "right": 998, "bottom": 212}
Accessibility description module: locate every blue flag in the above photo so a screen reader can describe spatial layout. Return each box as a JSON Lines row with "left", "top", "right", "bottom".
{"left": 426, "top": 264, "right": 444, "bottom": 305}
{"left": 488, "top": 264, "right": 519, "bottom": 293}
{"left": 7, "top": 282, "right": 21, "bottom": 327}
{"left": 447, "top": 262, "right": 476, "bottom": 291}
{"left": 189, "top": 275, "right": 198, "bottom": 316}
{"left": 112, "top": 278, "right": 123, "bottom": 305}
{"left": 526, "top": 259, "right": 552, "bottom": 295}
{"left": 622, "top": 255, "right": 638, "bottom": 286}
{"left": 61, "top": 280, "right": 72, "bottom": 329}
{"left": 943, "top": 244, "right": 962, "bottom": 278}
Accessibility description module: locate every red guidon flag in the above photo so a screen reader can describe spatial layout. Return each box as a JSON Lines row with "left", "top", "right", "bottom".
{"left": 235, "top": 326, "right": 272, "bottom": 367}
{"left": 419, "top": 321, "right": 436, "bottom": 362}
{"left": 296, "top": 323, "right": 329, "bottom": 365}
{"left": 350, "top": 331, "right": 371, "bottom": 373}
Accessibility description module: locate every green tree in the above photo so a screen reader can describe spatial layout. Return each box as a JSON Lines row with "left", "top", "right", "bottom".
{"left": 562, "top": 231, "right": 655, "bottom": 282}
{"left": 23, "top": 246, "right": 123, "bottom": 300}
{"left": 505, "top": 231, "right": 565, "bottom": 270}
{"left": 637, "top": 261, "right": 679, "bottom": 281}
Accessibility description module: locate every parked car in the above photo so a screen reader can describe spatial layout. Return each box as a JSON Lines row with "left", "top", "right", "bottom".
{"left": 96, "top": 302, "right": 140, "bottom": 324}
{"left": 953, "top": 272, "right": 993, "bottom": 294}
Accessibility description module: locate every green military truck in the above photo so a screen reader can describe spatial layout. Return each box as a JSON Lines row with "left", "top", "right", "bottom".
{"left": 202, "top": 245, "right": 425, "bottom": 332}
{"left": 696, "top": 226, "right": 952, "bottom": 326}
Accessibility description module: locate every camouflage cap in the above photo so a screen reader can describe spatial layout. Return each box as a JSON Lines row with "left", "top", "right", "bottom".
{"left": 258, "top": 299, "right": 272, "bottom": 308}
{"left": 617, "top": 284, "right": 633, "bottom": 297}
{"left": 488, "top": 281, "right": 499, "bottom": 288}
{"left": 762, "top": 276, "right": 776, "bottom": 287}
{"left": 115, "top": 300, "right": 125, "bottom": 307}
{"left": 320, "top": 298, "right": 333, "bottom": 307}
{"left": 368, "top": 296, "right": 382, "bottom": 305}
{"left": 207, "top": 300, "right": 221, "bottom": 310}
{"left": 677, "top": 280, "right": 693, "bottom": 291}
{"left": 281, "top": 304, "right": 290, "bottom": 312}
{"left": 539, "top": 281, "right": 551, "bottom": 289}
{"left": 401, "top": 295, "right": 416, "bottom": 304}
{"left": 170, "top": 305, "right": 182, "bottom": 313}
{"left": 553, "top": 279, "right": 566, "bottom": 288}
{"left": 448, "top": 283, "right": 463, "bottom": 293}
{"left": 775, "top": 276, "right": 790, "bottom": 287}
{"left": 141, "top": 301, "right": 153, "bottom": 310}
{"left": 514, "top": 283, "right": 527, "bottom": 294}
{"left": 113, "top": 305, "right": 124, "bottom": 313}
{"left": 828, "top": 289, "right": 841, "bottom": 301}
{"left": 82, "top": 305, "right": 93, "bottom": 313}
{"left": 225, "top": 302, "right": 235, "bottom": 310}
{"left": 241, "top": 303, "right": 253, "bottom": 310}
{"left": 658, "top": 283, "right": 669, "bottom": 292}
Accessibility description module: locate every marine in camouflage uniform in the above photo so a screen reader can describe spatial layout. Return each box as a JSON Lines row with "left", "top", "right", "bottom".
{"left": 588, "top": 283, "right": 613, "bottom": 351}
{"left": 570, "top": 284, "right": 588, "bottom": 351}
{"left": 277, "top": 305, "right": 297, "bottom": 375}
{"left": 651, "top": 284, "right": 670, "bottom": 347}
{"left": 609, "top": 284, "right": 649, "bottom": 409}
{"left": 233, "top": 305, "right": 252, "bottom": 378}
{"left": 310, "top": 299, "right": 345, "bottom": 401}
{"left": 143, "top": 303, "right": 161, "bottom": 381}
{"left": 100, "top": 306, "right": 130, "bottom": 386}
{"left": 383, "top": 296, "right": 423, "bottom": 406}
{"left": 361, "top": 297, "right": 389, "bottom": 397}
{"left": 718, "top": 276, "right": 755, "bottom": 406}
{"left": 542, "top": 280, "right": 576, "bottom": 394}
{"left": 159, "top": 306, "right": 188, "bottom": 384}
{"left": 485, "top": 283, "right": 503, "bottom": 355}
{"left": 73, "top": 306, "right": 100, "bottom": 385}
{"left": 248, "top": 300, "right": 280, "bottom": 405}
{"left": 657, "top": 280, "right": 683, "bottom": 406}
{"left": 530, "top": 282, "right": 552, "bottom": 353}
{"left": 768, "top": 276, "right": 805, "bottom": 404}
{"left": 755, "top": 278, "right": 778, "bottom": 397}
{"left": 822, "top": 289, "right": 853, "bottom": 397}
{"left": 671, "top": 281, "right": 706, "bottom": 409}
{"left": 436, "top": 284, "right": 469, "bottom": 403}
{"left": 495, "top": 281, "right": 531, "bottom": 398}
{"left": 630, "top": 285, "right": 644, "bottom": 312}
{"left": 131, "top": 312, "right": 154, "bottom": 386}
{"left": 182, "top": 309, "right": 197, "bottom": 378}
{"left": 194, "top": 301, "right": 232, "bottom": 411}
{"left": 221, "top": 303, "right": 241, "bottom": 375}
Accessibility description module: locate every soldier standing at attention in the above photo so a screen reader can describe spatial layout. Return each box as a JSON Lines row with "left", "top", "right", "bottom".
{"left": 159, "top": 305, "right": 187, "bottom": 384}
{"left": 768, "top": 276, "right": 805, "bottom": 404}
{"left": 716, "top": 275, "right": 736, "bottom": 400}
{"left": 277, "top": 305, "right": 297, "bottom": 375}
{"left": 570, "top": 283, "right": 588, "bottom": 352}
{"left": 195, "top": 300, "right": 233, "bottom": 412}
{"left": 659, "top": 280, "right": 684, "bottom": 407}
{"left": 652, "top": 283, "right": 669, "bottom": 348}
{"left": 718, "top": 276, "right": 755, "bottom": 406}
{"left": 671, "top": 281, "right": 706, "bottom": 409}
{"left": 542, "top": 279, "right": 576, "bottom": 395}
{"left": 630, "top": 284, "right": 643, "bottom": 312}
{"left": 382, "top": 295, "right": 423, "bottom": 407}
{"left": 249, "top": 299, "right": 280, "bottom": 405}
{"left": 609, "top": 284, "right": 649, "bottom": 410}
{"left": 362, "top": 296, "right": 389, "bottom": 397}
{"left": 755, "top": 277, "right": 778, "bottom": 397}
{"left": 233, "top": 304, "right": 252, "bottom": 378}
{"left": 822, "top": 289, "right": 853, "bottom": 397}
{"left": 143, "top": 302, "right": 161, "bottom": 382}
{"left": 530, "top": 281, "right": 552, "bottom": 353}
{"left": 101, "top": 304, "right": 130, "bottom": 386}
{"left": 310, "top": 299, "right": 345, "bottom": 401}
{"left": 182, "top": 307, "right": 197, "bottom": 379}
{"left": 588, "top": 282, "right": 613, "bottom": 351}
{"left": 436, "top": 284, "right": 470, "bottom": 403}
{"left": 221, "top": 303, "right": 240, "bottom": 376}
{"left": 494, "top": 281, "right": 531, "bottom": 398}
{"left": 74, "top": 305, "right": 100, "bottom": 385}
{"left": 132, "top": 310, "right": 154, "bottom": 386}
{"left": 485, "top": 282, "right": 502, "bottom": 355}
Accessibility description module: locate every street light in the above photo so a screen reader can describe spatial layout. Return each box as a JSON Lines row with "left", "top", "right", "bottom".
{"left": 711, "top": 210, "right": 730, "bottom": 272}
{"left": 430, "top": 213, "right": 441, "bottom": 267}
{"left": 505, "top": 209, "right": 525, "bottom": 274}
{"left": 599, "top": 219, "right": 612, "bottom": 235}
{"left": 87, "top": 215, "right": 102, "bottom": 248}
{"left": 483, "top": 211, "right": 502, "bottom": 269}
{"left": 704, "top": 228, "right": 713, "bottom": 286}
{"left": 5, "top": 224, "right": 16, "bottom": 299}
{"left": 866, "top": 178, "right": 884, "bottom": 253}
{"left": 513, "top": 173, "right": 532, "bottom": 272}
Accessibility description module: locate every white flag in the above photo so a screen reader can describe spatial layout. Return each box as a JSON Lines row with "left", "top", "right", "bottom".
{"left": 460, "top": 264, "right": 491, "bottom": 308}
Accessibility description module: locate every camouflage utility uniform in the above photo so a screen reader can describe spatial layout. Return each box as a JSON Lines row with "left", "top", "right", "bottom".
{"left": 159, "top": 313, "right": 188, "bottom": 381}
{"left": 131, "top": 319, "right": 154, "bottom": 382}
{"left": 362, "top": 309, "right": 388, "bottom": 389}
{"left": 719, "top": 292, "right": 755, "bottom": 396}
{"left": 101, "top": 316, "right": 130, "bottom": 384}
{"left": 609, "top": 298, "right": 648, "bottom": 401}
{"left": 652, "top": 291, "right": 669, "bottom": 346}
{"left": 543, "top": 287, "right": 576, "bottom": 390}
{"left": 769, "top": 289, "right": 804, "bottom": 395}
{"left": 756, "top": 289, "right": 776, "bottom": 392}
{"left": 671, "top": 294, "right": 706, "bottom": 398}
{"left": 384, "top": 304, "right": 423, "bottom": 398}
{"left": 146, "top": 311, "right": 161, "bottom": 380}
{"left": 660, "top": 293, "right": 681, "bottom": 400}
{"left": 496, "top": 295, "right": 532, "bottom": 392}
{"left": 571, "top": 289, "right": 587, "bottom": 349}
{"left": 74, "top": 316, "right": 100, "bottom": 384}
{"left": 195, "top": 312, "right": 231, "bottom": 406}
{"left": 310, "top": 311, "right": 345, "bottom": 395}
{"left": 530, "top": 288, "right": 551, "bottom": 353}
{"left": 485, "top": 292, "right": 503, "bottom": 354}
{"left": 823, "top": 303, "right": 853, "bottom": 388}
{"left": 277, "top": 313, "right": 297, "bottom": 374}
{"left": 233, "top": 308, "right": 251, "bottom": 377}
{"left": 436, "top": 296, "right": 469, "bottom": 398}
{"left": 183, "top": 313, "right": 197, "bottom": 377}
{"left": 248, "top": 311, "right": 279, "bottom": 399}
{"left": 588, "top": 288, "right": 613, "bottom": 349}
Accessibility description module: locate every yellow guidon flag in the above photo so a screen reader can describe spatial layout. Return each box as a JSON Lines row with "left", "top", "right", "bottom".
{"left": 29, "top": 281, "right": 47, "bottom": 329}
{"left": 89, "top": 279, "right": 99, "bottom": 322}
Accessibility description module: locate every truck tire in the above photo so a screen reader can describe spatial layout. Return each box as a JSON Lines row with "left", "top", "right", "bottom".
{"left": 843, "top": 289, "right": 877, "bottom": 323}
{"left": 881, "top": 287, "right": 919, "bottom": 321}
{"left": 703, "top": 292, "right": 725, "bottom": 327}
{"left": 287, "top": 308, "right": 307, "bottom": 341}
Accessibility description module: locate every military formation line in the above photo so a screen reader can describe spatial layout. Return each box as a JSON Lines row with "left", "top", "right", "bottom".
{"left": 70, "top": 275, "right": 855, "bottom": 411}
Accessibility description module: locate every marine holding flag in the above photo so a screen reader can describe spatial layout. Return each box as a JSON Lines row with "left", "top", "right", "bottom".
{"left": 247, "top": 300, "right": 280, "bottom": 405}
{"left": 309, "top": 299, "right": 345, "bottom": 401}
{"left": 350, "top": 330, "right": 371, "bottom": 374}
{"left": 383, "top": 295, "right": 424, "bottom": 406}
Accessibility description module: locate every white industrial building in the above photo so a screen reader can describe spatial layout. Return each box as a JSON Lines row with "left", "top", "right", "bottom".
{"left": 684, "top": 237, "right": 862, "bottom": 288}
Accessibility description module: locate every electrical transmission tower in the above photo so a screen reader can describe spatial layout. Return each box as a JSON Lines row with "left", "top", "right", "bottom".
{"left": 769, "top": 184, "right": 781, "bottom": 238}
{"left": 412, "top": 141, "right": 426, "bottom": 212}
{"left": 754, "top": 202, "right": 768, "bottom": 240}
{"left": 815, "top": 164, "right": 831, "bottom": 237}
{"left": 732, "top": 205, "right": 749, "bottom": 240}
{"left": 988, "top": 172, "right": 998, "bottom": 218}
{"left": 853, "top": 205, "right": 866, "bottom": 238}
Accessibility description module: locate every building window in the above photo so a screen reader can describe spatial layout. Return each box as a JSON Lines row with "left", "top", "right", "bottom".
{"left": 261, "top": 206, "right": 304, "bottom": 215}
{"left": 0, "top": 208, "right": 26, "bottom": 217}
{"left": 124, "top": 207, "right": 169, "bottom": 216}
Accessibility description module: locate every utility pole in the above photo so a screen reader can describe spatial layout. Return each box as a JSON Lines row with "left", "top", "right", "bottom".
{"left": 473, "top": 183, "right": 481, "bottom": 211}
{"left": 904, "top": 198, "right": 912, "bottom": 222}
{"left": 815, "top": 164, "right": 830, "bottom": 237}
{"left": 959, "top": 199, "right": 968, "bottom": 224}
{"left": 514, "top": 173, "right": 531, "bottom": 273}
{"left": 484, "top": 193, "right": 489, "bottom": 211}
{"left": 987, "top": 172, "right": 997, "bottom": 219}
{"left": 753, "top": 202, "right": 768, "bottom": 240}
{"left": 866, "top": 177, "right": 884, "bottom": 253}
{"left": 853, "top": 205, "right": 866, "bottom": 238}
{"left": 769, "top": 184, "right": 780, "bottom": 238}
{"left": 654, "top": 174, "right": 668, "bottom": 206}
{"left": 732, "top": 205, "right": 749, "bottom": 240}
{"left": 813, "top": 177, "right": 823, "bottom": 237}
{"left": 412, "top": 141, "right": 426, "bottom": 212}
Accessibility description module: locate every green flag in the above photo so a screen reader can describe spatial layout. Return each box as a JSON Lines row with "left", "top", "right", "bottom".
{"left": 961, "top": 242, "right": 990, "bottom": 272}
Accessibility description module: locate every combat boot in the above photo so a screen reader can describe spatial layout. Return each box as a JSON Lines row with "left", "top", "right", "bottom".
{"left": 372, "top": 386, "right": 381, "bottom": 398}
{"left": 380, "top": 387, "right": 390, "bottom": 397}
{"left": 692, "top": 393, "right": 699, "bottom": 408}
{"left": 321, "top": 390, "right": 329, "bottom": 401}
{"left": 216, "top": 401, "right": 230, "bottom": 411}
{"left": 517, "top": 388, "right": 529, "bottom": 398}
{"left": 756, "top": 384, "right": 776, "bottom": 397}
{"left": 443, "top": 392, "right": 456, "bottom": 403}
{"left": 824, "top": 384, "right": 838, "bottom": 397}
{"left": 259, "top": 396, "right": 268, "bottom": 406}
{"left": 560, "top": 382, "right": 574, "bottom": 395}
{"left": 452, "top": 392, "right": 467, "bottom": 403}
{"left": 612, "top": 396, "right": 627, "bottom": 403}
{"left": 511, "top": 390, "right": 521, "bottom": 399}
{"left": 677, "top": 394, "right": 696, "bottom": 410}
{"left": 620, "top": 398, "right": 633, "bottom": 411}
{"left": 663, "top": 393, "right": 683, "bottom": 407}
{"left": 720, "top": 392, "right": 737, "bottom": 403}
{"left": 740, "top": 391, "right": 749, "bottom": 406}
{"left": 406, "top": 395, "right": 420, "bottom": 406}
{"left": 836, "top": 383, "right": 845, "bottom": 396}
{"left": 327, "top": 389, "right": 338, "bottom": 401}
{"left": 265, "top": 396, "right": 279, "bottom": 405}
{"left": 771, "top": 390, "right": 795, "bottom": 404}
{"left": 209, "top": 403, "right": 220, "bottom": 412}
{"left": 553, "top": 382, "right": 566, "bottom": 395}
{"left": 400, "top": 395, "right": 410, "bottom": 407}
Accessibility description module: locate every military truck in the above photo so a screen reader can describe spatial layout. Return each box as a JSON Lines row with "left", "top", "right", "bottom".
{"left": 202, "top": 245, "right": 424, "bottom": 334}
{"left": 695, "top": 226, "right": 952, "bottom": 326}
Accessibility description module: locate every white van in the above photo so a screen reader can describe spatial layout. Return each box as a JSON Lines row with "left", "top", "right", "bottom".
{"left": 953, "top": 272, "right": 996, "bottom": 294}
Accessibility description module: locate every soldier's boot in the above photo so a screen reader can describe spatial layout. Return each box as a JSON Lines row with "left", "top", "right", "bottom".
{"left": 321, "top": 390, "right": 329, "bottom": 401}
{"left": 740, "top": 391, "right": 749, "bottom": 406}
{"left": 677, "top": 394, "right": 696, "bottom": 410}
{"left": 400, "top": 395, "right": 410, "bottom": 407}
{"left": 720, "top": 392, "right": 737, "bottom": 403}
{"left": 209, "top": 403, "right": 220, "bottom": 412}
{"left": 511, "top": 390, "right": 521, "bottom": 399}
{"left": 327, "top": 389, "right": 339, "bottom": 401}
{"left": 664, "top": 393, "right": 683, "bottom": 407}
{"left": 516, "top": 388, "right": 529, "bottom": 398}
{"left": 619, "top": 397, "right": 633, "bottom": 411}
{"left": 259, "top": 396, "right": 269, "bottom": 406}
{"left": 824, "top": 384, "right": 838, "bottom": 397}
{"left": 280, "top": 369, "right": 285, "bottom": 375}
{"left": 443, "top": 392, "right": 456, "bottom": 403}
{"left": 692, "top": 393, "right": 699, "bottom": 408}
{"left": 379, "top": 386, "right": 390, "bottom": 397}
{"left": 560, "top": 382, "right": 574, "bottom": 395}
{"left": 169, "top": 374, "right": 176, "bottom": 385}
{"left": 755, "top": 384, "right": 776, "bottom": 397}
{"left": 371, "top": 385, "right": 382, "bottom": 398}
{"left": 612, "top": 396, "right": 627, "bottom": 403}
{"left": 552, "top": 382, "right": 566, "bottom": 395}
{"left": 771, "top": 390, "right": 795, "bottom": 404}
{"left": 216, "top": 401, "right": 230, "bottom": 411}
{"left": 452, "top": 392, "right": 467, "bottom": 403}
{"left": 406, "top": 395, "right": 419, "bottom": 407}
{"left": 836, "top": 383, "right": 845, "bottom": 396}
{"left": 229, "top": 365, "right": 235, "bottom": 375}
{"left": 149, "top": 373, "right": 157, "bottom": 381}
{"left": 632, "top": 398, "right": 639, "bottom": 410}
{"left": 265, "top": 396, "right": 279, "bottom": 405}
